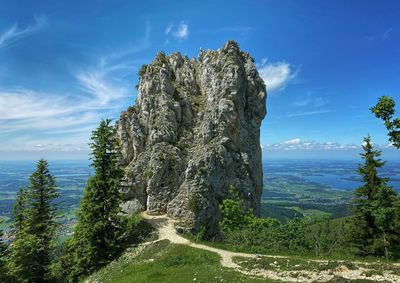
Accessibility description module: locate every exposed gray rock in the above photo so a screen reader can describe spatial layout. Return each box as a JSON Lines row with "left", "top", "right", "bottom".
{"left": 121, "top": 199, "right": 145, "bottom": 215}
{"left": 116, "top": 40, "right": 267, "bottom": 236}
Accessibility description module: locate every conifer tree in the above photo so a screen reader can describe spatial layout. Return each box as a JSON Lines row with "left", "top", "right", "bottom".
{"left": 66, "top": 119, "right": 124, "bottom": 280}
{"left": 0, "top": 224, "right": 10, "bottom": 282}
{"left": 350, "top": 136, "right": 400, "bottom": 258}
{"left": 8, "top": 159, "right": 59, "bottom": 282}
{"left": 12, "top": 188, "right": 28, "bottom": 233}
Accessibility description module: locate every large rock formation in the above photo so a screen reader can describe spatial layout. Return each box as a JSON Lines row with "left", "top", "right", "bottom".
{"left": 116, "top": 41, "right": 266, "bottom": 236}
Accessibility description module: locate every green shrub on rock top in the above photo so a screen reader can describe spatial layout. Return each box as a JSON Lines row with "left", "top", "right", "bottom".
{"left": 138, "top": 64, "right": 148, "bottom": 78}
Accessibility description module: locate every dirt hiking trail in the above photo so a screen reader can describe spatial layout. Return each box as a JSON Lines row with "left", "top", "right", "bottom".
{"left": 142, "top": 212, "right": 400, "bottom": 282}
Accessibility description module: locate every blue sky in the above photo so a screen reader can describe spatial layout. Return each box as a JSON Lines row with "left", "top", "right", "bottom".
{"left": 0, "top": 0, "right": 399, "bottom": 160}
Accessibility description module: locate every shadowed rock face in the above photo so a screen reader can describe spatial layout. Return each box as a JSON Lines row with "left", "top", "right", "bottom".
{"left": 116, "top": 40, "right": 266, "bottom": 236}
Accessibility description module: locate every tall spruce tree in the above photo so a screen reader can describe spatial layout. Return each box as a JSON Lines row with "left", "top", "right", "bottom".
{"left": 350, "top": 136, "right": 400, "bottom": 258}
{"left": 8, "top": 159, "right": 59, "bottom": 282}
{"left": 66, "top": 119, "right": 124, "bottom": 280}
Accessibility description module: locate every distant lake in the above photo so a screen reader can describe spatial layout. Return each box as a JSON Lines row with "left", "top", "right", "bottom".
{"left": 263, "top": 159, "right": 400, "bottom": 191}
{"left": 1, "top": 159, "right": 399, "bottom": 218}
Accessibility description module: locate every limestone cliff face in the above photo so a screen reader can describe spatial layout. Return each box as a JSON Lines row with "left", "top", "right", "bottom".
{"left": 116, "top": 41, "right": 266, "bottom": 236}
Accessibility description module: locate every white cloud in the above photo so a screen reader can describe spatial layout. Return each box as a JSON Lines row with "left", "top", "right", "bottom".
{"left": 0, "top": 20, "right": 155, "bottom": 155}
{"left": 174, "top": 22, "right": 189, "bottom": 39}
{"left": 165, "top": 22, "right": 189, "bottom": 41}
{"left": 286, "top": 109, "right": 333, "bottom": 118}
{"left": 108, "top": 21, "right": 151, "bottom": 60}
{"left": 283, "top": 138, "right": 301, "bottom": 145}
{"left": 76, "top": 65, "right": 130, "bottom": 107}
{"left": 293, "top": 98, "right": 312, "bottom": 107}
{"left": 0, "top": 35, "right": 151, "bottom": 152}
{"left": 0, "top": 88, "right": 69, "bottom": 120}
{"left": 0, "top": 15, "right": 46, "bottom": 49}
{"left": 263, "top": 139, "right": 396, "bottom": 152}
{"left": 165, "top": 23, "right": 174, "bottom": 35}
{"left": 0, "top": 59, "right": 132, "bottom": 136}
{"left": 1, "top": 136, "right": 90, "bottom": 152}
{"left": 264, "top": 139, "right": 359, "bottom": 152}
{"left": 258, "top": 59, "right": 297, "bottom": 92}
{"left": 382, "top": 28, "right": 393, "bottom": 40}
{"left": 0, "top": 21, "right": 152, "bottom": 148}
{"left": 0, "top": 91, "right": 99, "bottom": 134}
{"left": 293, "top": 93, "right": 328, "bottom": 108}
{"left": 366, "top": 27, "right": 394, "bottom": 42}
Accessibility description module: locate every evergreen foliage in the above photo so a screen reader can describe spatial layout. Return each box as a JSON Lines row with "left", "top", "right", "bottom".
{"left": 371, "top": 96, "right": 400, "bottom": 148}
{"left": 64, "top": 119, "right": 124, "bottom": 281}
{"left": 8, "top": 159, "right": 59, "bottom": 282}
{"left": 349, "top": 136, "right": 400, "bottom": 259}
{"left": 12, "top": 188, "right": 28, "bottom": 233}
{"left": 0, "top": 223, "right": 10, "bottom": 282}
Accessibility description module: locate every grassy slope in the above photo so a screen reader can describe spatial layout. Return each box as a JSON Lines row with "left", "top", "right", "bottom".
{"left": 85, "top": 234, "right": 399, "bottom": 283}
{"left": 85, "top": 240, "right": 275, "bottom": 283}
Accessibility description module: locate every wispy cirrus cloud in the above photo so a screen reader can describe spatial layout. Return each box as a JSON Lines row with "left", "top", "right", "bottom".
{"left": 165, "top": 21, "right": 189, "bottom": 41}
{"left": 0, "top": 15, "right": 46, "bottom": 50}
{"left": 365, "top": 27, "right": 394, "bottom": 41}
{"left": 0, "top": 21, "right": 152, "bottom": 153}
{"left": 0, "top": 88, "right": 101, "bottom": 134}
{"left": 286, "top": 109, "right": 333, "bottom": 118}
{"left": 257, "top": 58, "right": 297, "bottom": 92}
{"left": 293, "top": 92, "right": 328, "bottom": 108}
{"left": 75, "top": 24, "right": 151, "bottom": 109}
{"left": 76, "top": 64, "right": 131, "bottom": 107}
{"left": 0, "top": 60, "right": 133, "bottom": 133}
{"left": 0, "top": 68, "right": 132, "bottom": 151}
{"left": 107, "top": 21, "right": 152, "bottom": 61}
{"left": 382, "top": 28, "right": 393, "bottom": 40}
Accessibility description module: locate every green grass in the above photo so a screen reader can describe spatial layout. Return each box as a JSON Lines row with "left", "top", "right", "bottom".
{"left": 85, "top": 240, "right": 275, "bottom": 283}
{"left": 291, "top": 207, "right": 332, "bottom": 221}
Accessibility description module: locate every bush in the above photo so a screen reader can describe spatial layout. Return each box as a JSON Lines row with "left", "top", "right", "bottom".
{"left": 219, "top": 186, "right": 254, "bottom": 233}
{"left": 188, "top": 193, "right": 201, "bottom": 213}
{"left": 219, "top": 185, "right": 311, "bottom": 255}
{"left": 138, "top": 64, "right": 148, "bottom": 78}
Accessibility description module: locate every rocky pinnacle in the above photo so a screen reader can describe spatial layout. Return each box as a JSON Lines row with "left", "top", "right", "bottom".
{"left": 116, "top": 40, "right": 266, "bottom": 236}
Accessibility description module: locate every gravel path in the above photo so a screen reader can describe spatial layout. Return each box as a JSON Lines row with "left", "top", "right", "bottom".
{"left": 141, "top": 212, "right": 400, "bottom": 282}
{"left": 141, "top": 212, "right": 256, "bottom": 268}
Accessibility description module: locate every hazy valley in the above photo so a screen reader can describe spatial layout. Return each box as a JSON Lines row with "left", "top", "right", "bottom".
{"left": 1, "top": 159, "right": 399, "bottom": 230}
